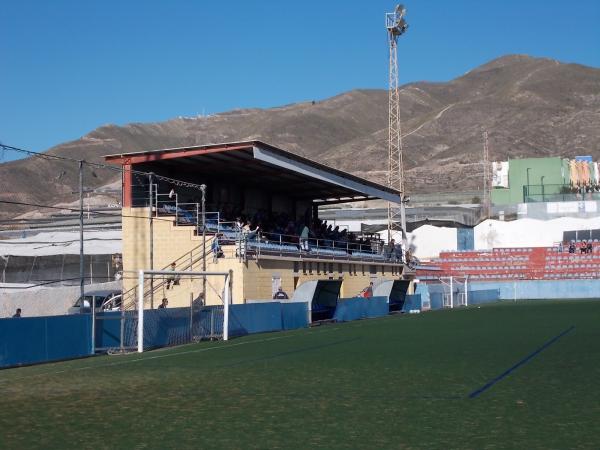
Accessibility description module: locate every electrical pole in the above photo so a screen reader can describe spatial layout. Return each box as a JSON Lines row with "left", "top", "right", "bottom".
{"left": 79, "top": 161, "right": 94, "bottom": 353}
{"left": 386, "top": 5, "right": 409, "bottom": 249}
{"left": 148, "top": 173, "right": 154, "bottom": 309}
{"left": 200, "top": 184, "right": 207, "bottom": 304}
{"left": 483, "top": 131, "right": 491, "bottom": 219}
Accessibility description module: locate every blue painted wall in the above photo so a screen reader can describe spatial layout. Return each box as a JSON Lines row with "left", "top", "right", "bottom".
{"left": 457, "top": 228, "right": 475, "bottom": 251}
{"left": 416, "top": 279, "right": 600, "bottom": 309}
{"left": 0, "top": 314, "right": 92, "bottom": 368}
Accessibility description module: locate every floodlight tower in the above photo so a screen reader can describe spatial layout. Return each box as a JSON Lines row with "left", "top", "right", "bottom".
{"left": 386, "top": 5, "right": 409, "bottom": 248}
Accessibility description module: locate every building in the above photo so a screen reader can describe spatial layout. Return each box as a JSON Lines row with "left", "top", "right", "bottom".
{"left": 104, "top": 141, "right": 411, "bottom": 309}
{"left": 491, "top": 157, "right": 570, "bottom": 205}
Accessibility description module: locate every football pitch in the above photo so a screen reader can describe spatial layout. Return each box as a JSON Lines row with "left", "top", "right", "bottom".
{"left": 1, "top": 300, "right": 599, "bottom": 449}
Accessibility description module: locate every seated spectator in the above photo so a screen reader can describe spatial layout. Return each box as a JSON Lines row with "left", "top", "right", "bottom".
{"left": 158, "top": 298, "right": 168, "bottom": 309}
{"left": 587, "top": 241, "right": 593, "bottom": 254}
{"left": 580, "top": 240, "right": 588, "bottom": 254}
{"left": 568, "top": 241, "right": 576, "bottom": 253}
{"left": 273, "top": 287, "right": 289, "bottom": 300}
{"left": 166, "top": 262, "right": 180, "bottom": 289}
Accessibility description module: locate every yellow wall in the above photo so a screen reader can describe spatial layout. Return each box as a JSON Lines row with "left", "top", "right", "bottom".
{"left": 121, "top": 207, "right": 407, "bottom": 309}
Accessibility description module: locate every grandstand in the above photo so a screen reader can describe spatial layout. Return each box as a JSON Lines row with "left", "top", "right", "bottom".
{"left": 418, "top": 241, "right": 600, "bottom": 282}
{"left": 104, "top": 141, "right": 413, "bottom": 313}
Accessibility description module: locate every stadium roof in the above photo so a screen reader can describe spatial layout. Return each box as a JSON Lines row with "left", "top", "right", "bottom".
{"left": 104, "top": 140, "right": 401, "bottom": 205}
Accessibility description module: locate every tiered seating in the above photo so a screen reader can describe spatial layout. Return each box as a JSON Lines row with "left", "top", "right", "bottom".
{"left": 309, "top": 246, "right": 348, "bottom": 257}
{"left": 418, "top": 244, "right": 600, "bottom": 281}
{"left": 351, "top": 251, "right": 385, "bottom": 260}
{"left": 247, "top": 241, "right": 299, "bottom": 253}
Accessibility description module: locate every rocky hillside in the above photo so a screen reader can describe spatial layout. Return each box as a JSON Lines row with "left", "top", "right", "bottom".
{"left": 1, "top": 54, "right": 599, "bottom": 220}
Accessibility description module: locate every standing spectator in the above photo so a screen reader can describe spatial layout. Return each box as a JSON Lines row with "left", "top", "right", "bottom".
{"left": 300, "top": 224, "right": 311, "bottom": 251}
{"left": 362, "top": 282, "right": 374, "bottom": 298}
{"left": 212, "top": 235, "right": 221, "bottom": 262}
{"left": 273, "top": 287, "right": 289, "bottom": 300}
{"left": 158, "top": 298, "right": 168, "bottom": 309}
{"left": 394, "top": 241, "right": 404, "bottom": 263}
{"left": 13, "top": 308, "right": 22, "bottom": 318}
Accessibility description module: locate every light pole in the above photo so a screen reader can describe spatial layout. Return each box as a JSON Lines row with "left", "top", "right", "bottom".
{"left": 541, "top": 176, "right": 545, "bottom": 202}
{"left": 525, "top": 167, "right": 532, "bottom": 202}
{"left": 200, "top": 184, "right": 207, "bottom": 304}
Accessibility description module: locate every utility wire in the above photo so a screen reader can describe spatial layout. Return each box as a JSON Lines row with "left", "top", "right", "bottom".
{"left": 0, "top": 199, "right": 181, "bottom": 225}
{"left": 0, "top": 143, "right": 208, "bottom": 191}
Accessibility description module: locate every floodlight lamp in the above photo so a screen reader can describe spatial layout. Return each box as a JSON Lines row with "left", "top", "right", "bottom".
{"left": 395, "top": 4, "right": 406, "bottom": 19}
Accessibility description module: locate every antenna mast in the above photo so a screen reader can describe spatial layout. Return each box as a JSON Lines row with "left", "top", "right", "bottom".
{"left": 385, "top": 5, "right": 409, "bottom": 247}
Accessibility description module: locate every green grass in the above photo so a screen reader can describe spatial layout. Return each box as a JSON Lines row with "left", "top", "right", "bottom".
{"left": 1, "top": 300, "right": 600, "bottom": 449}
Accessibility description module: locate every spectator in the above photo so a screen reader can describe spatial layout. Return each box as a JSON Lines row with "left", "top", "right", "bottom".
{"left": 13, "top": 308, "right": 22, "bottom": 318}
{"left": 300, "top": 224, "right": 311, "bottom": 251}
{"left": 362, "top": 282, "right": 374, "bottom": 298}
{"left": 166, "top": 262, "right": 179, "bottom": 289}
{"left": 394, "top": 241, "right": 403, "bottom": 263}
{"left": 212, "top": 235, "right": 224, "bottom": 262}
{"left": 384, "top": 239, "right": 394, "bottom": 259}
{"left": 273, "top": 287, "right": 289, "bottom": 300}
{"left": 587, "top": 241, "right": 593, "bottom": 254}
{"left": 405, "top": 248, "right": 413, "bottom": 265}
{"left": 580, "top": 240, "right": 588, "bottom": 254}
{"left": 569, "top": 241, "right": 576, "bottom": 253}
{"left": 168, "top": 188, "right": 176, "bottom": 199}
{"left": 158, "top": 298, "right": 168, "bottom": 309}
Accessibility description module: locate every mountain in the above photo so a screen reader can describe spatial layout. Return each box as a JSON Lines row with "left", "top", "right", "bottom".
{"left": 1, "top": 54, "right": 599, "bottom": 220}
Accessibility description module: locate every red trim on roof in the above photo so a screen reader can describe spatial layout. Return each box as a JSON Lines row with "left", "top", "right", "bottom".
{"left": 105, "top": 144, "right": 252, "bottom": 165}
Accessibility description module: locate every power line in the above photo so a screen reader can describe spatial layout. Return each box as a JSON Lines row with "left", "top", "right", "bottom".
{"left": 0, "top": 199, "right": 178, "bottom": 225}
{"left": 0, "top": 143, "right": 208, "bottom": 191}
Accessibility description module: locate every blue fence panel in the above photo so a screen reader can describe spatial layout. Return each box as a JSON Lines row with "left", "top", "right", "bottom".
{"left": 281, "top": 302, "right": 309, "bottom": 330}
{"left": 333, "top": 297, "right": 388, "bottom": 322}
{"left": 401, "top": 294, "right": 422, "bottom": 312}
{"left": 0, "top": 314, "right": 92, "bottom": 368}
{"left": 229, "top": 303, "right": 283, "bottom": 337}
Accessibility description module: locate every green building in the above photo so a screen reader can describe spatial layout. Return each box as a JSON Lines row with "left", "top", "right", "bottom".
{"left": 491, "top": 157, "right": 570, "bottom": 206}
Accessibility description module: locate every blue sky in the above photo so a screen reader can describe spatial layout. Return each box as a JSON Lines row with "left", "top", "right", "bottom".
{"left": 1, "top": 0, "right": 599, "bottom": 158}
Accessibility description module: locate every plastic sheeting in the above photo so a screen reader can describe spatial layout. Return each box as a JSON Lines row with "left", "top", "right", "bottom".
{"left": 0, "top": 314, "right": 92, "bottom": 368}
{"left": 333, "top": 296, "right": 388, "bottom": 322}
